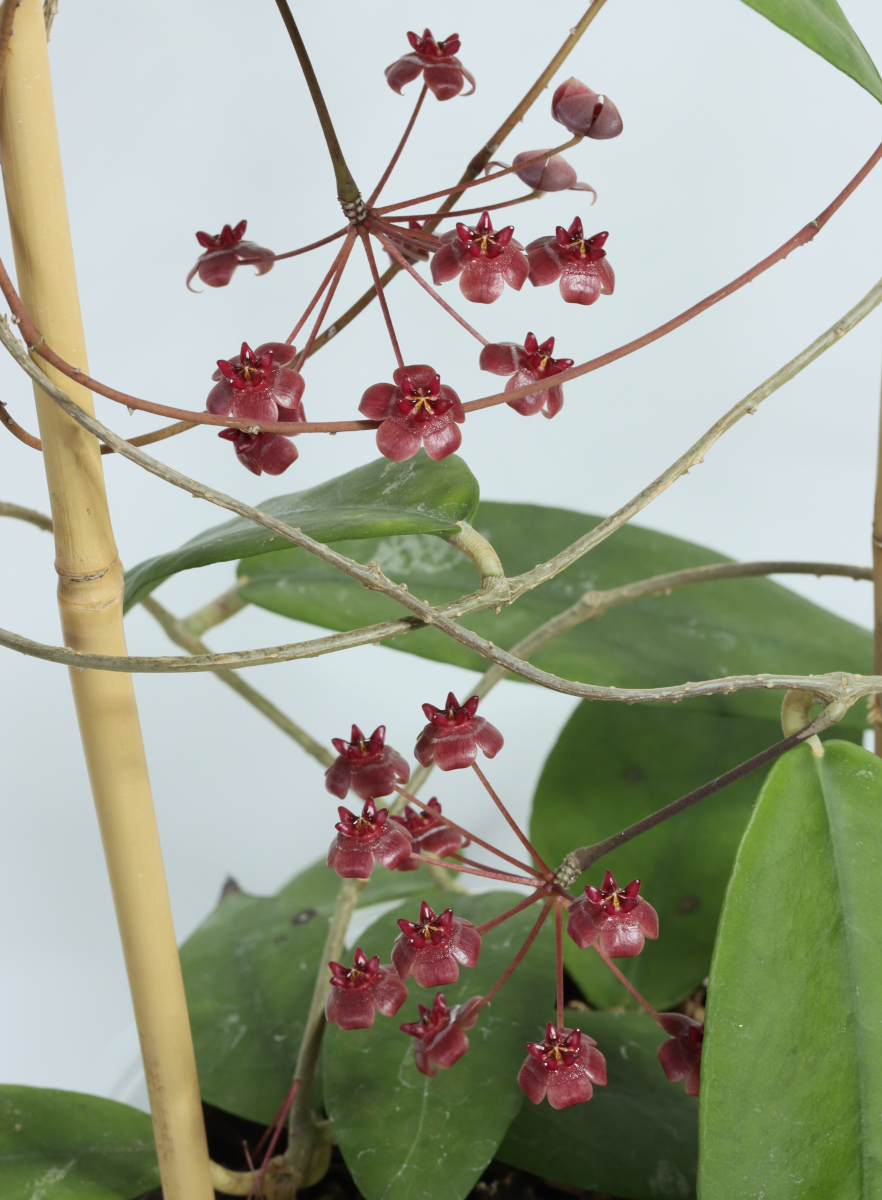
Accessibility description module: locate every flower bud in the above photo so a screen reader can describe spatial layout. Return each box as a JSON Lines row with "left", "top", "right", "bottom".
{"left": 551, "top": 78, "right": 623, "bottom": 140}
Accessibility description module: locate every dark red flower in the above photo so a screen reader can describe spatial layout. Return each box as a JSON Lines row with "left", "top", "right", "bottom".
{"left": 431, "top": 212, "right": 529, "bottom": 304}
{"left": 414, "top": 692, "right": 504, "bottom": 771}
{"left": 392, "top": 901, "right": 482, "bottom": 987}
{"left": 385, "top": 30, "right": 475, "bottom": 101}
{"left": 327, "top": 798, "right": 415, "bottom": 879}
{"left": 526, "top": 220, "right": 615, "bottom": 306}
{"left": 566, "top": 871, "right": 659, "bottom": 957}
{"left": 479, "top": 332, "right": 574, "bottom": 419}
{"left": 217, "top": 429, "right": 298, "bottom": 477}
{"left": 551, "top": 78, "right": 623, "bottom": 140}
{"left": 657, "top": 1013, "right": 703, "bottom": 1096}
{"left": 187, "top": 220, "right": 275, "bottom": 290}
{"left": 488, "top": 151, "right": 595, "bottom": 198}
{"left": 359, "top": 364, "right": 465, "bottom": 463}
{"left": 392, "top": 797, "right": 466, "bottom": 871}
{"left": 324, "top": 947, "right": 408, "bottom": 1030}
{"left": 401, "top": 993, "right": 482, "bottom": 1075}
{"left": 208, "top": 342, "right": 305, "bottom": 424}
{"left": 518, "top": 1023, "right": 607, "bottom": 1110}
{"left": 324, "top": 725, "right": 410, "bottom": 802}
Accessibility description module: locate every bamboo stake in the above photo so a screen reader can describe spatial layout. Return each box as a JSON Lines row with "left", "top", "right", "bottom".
{"left": 0, "top": 4, "right": 213, "bottom": 1196}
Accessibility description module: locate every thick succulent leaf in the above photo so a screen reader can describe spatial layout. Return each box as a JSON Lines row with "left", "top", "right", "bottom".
{"left": 238, "top": 502, "right": 870, "bottom": 727}
{"left": 527, "top": 702, "right": 861, "bottom": 1011}
{"left": 740, "top": 0, "right": 882, "bottom": 103}
{"left": 122, "top": 450, "right": 479, "bottom": 610}
{"left": 499, "top": 1011, "right": 698, "bottom": 1199}
{"left": 0, "top": 1085, "right": 160, "bottom": 1199}
{"left": 180, "top": 858, "right": 437, "bottom": 1123}
{"left": 699, "top": 741, "right": 882, "bottom": 1197}
{"left": 323, "top": 891, "right": 553, "bottom": 1200}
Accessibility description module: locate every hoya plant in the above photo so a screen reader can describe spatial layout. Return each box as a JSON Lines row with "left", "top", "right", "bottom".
{"left": 1, "top": 1, "right": 881, "bottom": 1199}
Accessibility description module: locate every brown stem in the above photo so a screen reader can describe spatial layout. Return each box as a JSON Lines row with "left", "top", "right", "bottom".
{"left": 478, "top": 899, "right": 554, "bottom": 1009}
{"left": 273, "top": 226, "right": 347, "bottom": 261}
{"left": 294, "top": 230, "right": 357, "bottom": 365}
{"left": 99, "top": 419, "right": 197, "bottom": 456}
{"left": 358, "top": 226, "right": 404, "bottom": 368}
{"left": 0, "top": 499, "right": 52, "bottom": 530}
{"left": 406, "top": 851, "right": 538, "bottom": 887}
{"left": 471, "top": 762, "right": 551, "bottom": 876}
{"left": 287, "top": 228, "right": 357, "bottom": 349}
{"left": 454, "top": 851, "right": 542, "bottom": 879}
{"left": 0, "top": 397, "right": 40, "bottom": 448}
{"left": 368, "top": 84, "right": 427, "bottom": 206}
{"left": 273, "top": 0, "right": 360, "bottom": 206}
{"left": 591, "top": 944, "right": 660, "bottom": 1020}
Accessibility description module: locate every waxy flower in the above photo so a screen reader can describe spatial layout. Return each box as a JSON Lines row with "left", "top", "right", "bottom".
{"left": 657, "top": 1013, "right": 703, "bottom": 1096}
{"left": 431, "top": 212, "right": 529, "bottom": 304}
{"left": 479, "top": 332, "right": 574, "bottom": 419}
{"left": 526, "top": 220, "right": 615, "bottom": 306}
{"left": 551, "top": 78, "right": 623, "bottom": 140}
{"left": 488, "top": 151, "right": 595, "bottom": 197}
{"left": 208, "top": 342, "right": 305, "bottom": 424}
{"left": 327, "top": 798, "right": 414, "bottom": 879}
{"left": 359, "top": 364, "right": 465, "bottom": 463}
{"left": 325, "top": 947, "right": 408, "bottom": 1030}
{"left": 567, "top": 871, "right": 659, "bottom": 957}
{"left": 392, "top": 901, "right": 482, "bottom": 987}
{"left": 392, "top": 797, "right": 466, "bottom": 871}
{"left": 414, "top": 692, "right": 504, "bottom": 771}
{"left": 518, "top": 1023, "right": 607, "bottom": 1110}
{"left": 187, "top": 220, "right": 275, "bottom": 290}
{"left": 324, "top": 725, "right": 410, "bottom": 802}
{"left": 386, "top": 30, "right": 475, "bottom": 101}
{"left": 217, "top": 429, "right": 298, "bottom": 477}
{"left": 401, "top": 993, "right": 482, "bottom": 1076}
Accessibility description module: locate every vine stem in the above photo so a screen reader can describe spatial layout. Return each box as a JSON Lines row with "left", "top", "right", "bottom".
{"left": 0, "top": 3, "right": 213, "bottom": 1197}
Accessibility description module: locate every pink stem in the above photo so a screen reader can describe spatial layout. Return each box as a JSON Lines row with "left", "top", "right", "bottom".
{"left": 471, "top": 762, "right": 551, "bottom": 875}
{"left": 478, "top": 900, "right": 554, "bottom": 1008}
{"left": 476, "top": 890, "right": 548, "bottom": 935}
{"left": 394, "top": 786, "right": 537, "bottom": 876}
{"left": 248, "top": 1079, "right": 300, "bottom": 1200}
{"left": 591, "top": 942, "right": 660, "bottom": 1021}
{"left": 368, "top": 84, "right": 428, "bottom": 206}
{"left": 555, "top": 898, "right": 565, "bottom": 1029}
{"left": 358, "top": 226, "right": 404, "bottom": 368}
{"left": 285, "top": 229, "right": 356, "bottom": 346}
{"left": 370, "top": 220, "right": 489, "bottom": 347}
{"left": 383, "top": 193, "right": 540, "bottom": 223}
{"left": 453, "top": 851, "right": 543, "bottom": 879}
{"left": 273, "top": 226, "right": 348, "bottom": 261}
{"left": 294, "top": 232, "right": 357, "bottom": 366}
{"left": 406, "top": 851, "right": 538, "bottom": 888}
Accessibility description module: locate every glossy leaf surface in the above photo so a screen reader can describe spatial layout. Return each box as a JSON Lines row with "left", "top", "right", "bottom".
{"left": 123, "top": 451, "right": 479, "bottom": 610}
{"left": 237, "top": 502, "right": 870, "bottom": 726}
{"left": 0, "top": 1085, "right": 159, "bottom": 1199}
{"left": 499, "top": 1011, "right": 698, "bottom": 1199}
{"left": 180, "top": 859, "right": 435, "bottom": 1123}
{"left": 699, "top": 741, "right": 882, "bottom": 1197}
{"left": 740, "top": 0, "right": 882, "bottom": 102}
{"left": 323, "top": 891, "right": 553, "bottom": 1200}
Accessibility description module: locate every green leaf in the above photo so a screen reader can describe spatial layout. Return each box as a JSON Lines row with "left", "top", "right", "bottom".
{"left": 323, "top": 891, "right": 553, "bottom": 1200}
{"left": 699, "top": 741, "right": 882, "bottom": 1197}
{"left": 0, "top": 1085, "right": 160, "bottom": 1199}
{"left": 530, "top": 702, "right": 863, "bottom": 1011}
{"left": 237, "top": 501, "right": 870, "bottom": 727}
{"left": 498, "top": 1012, "right": 698, "bottom": 1199}
{"left": 739, "top": 0, "right": 882, "bottom": 103}
{"left": 122, "top": 450, "right": 479, "bottom": 611}
{"left": 180, "top": 858, "right": 437, "bottom": 1124}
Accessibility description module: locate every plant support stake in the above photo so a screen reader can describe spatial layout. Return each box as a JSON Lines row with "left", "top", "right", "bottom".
{"left": 0, "top": 3, "right": 213, "bottom": 1196}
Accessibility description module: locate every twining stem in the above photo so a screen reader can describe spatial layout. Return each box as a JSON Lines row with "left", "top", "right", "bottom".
{"left": 358, "top": 227, "right": 404, "bottom": 368}
{"left": 0, "top": 397, "right": 41, "bottom": 447}
{"left": 371, "top": 221, "right": 490, "bottom": 346}
{"left": 142, "top": 597, "right": 333, "bottom": 767}
{"left": 873, "top": 354, "right": 882, "bottom": 756}
{"left": 478, "top": 899, "right": 554, "bottom": 1009}
{"left": 475, "top": 890, "right": 547, "bottom": 936}
{"left": 0, "top": 500, "right": 53, "bottom": 531}
{"left": 395, "top": 785, "right": 538, "bottom": 876}
{"left": 592, "top": 943, "right": 660, "bottom": 1021}
{"left": 375, "top": 136, "right": 581, "bottom": 215}
{"left": 273, "top": 0, "right": 361, "bottom": 205}
{"left": 555, "top": 899, "right": 565, "bottom": 1029}
{"left": 368, "top": 84, "right": 427, "bottom": 206}
{"left": 471, "top": 761, "right": 551, "bottom": 876}
{"left": 556, "top": 711, "right": 843, "bottom": 883}
{"left": 0, "top": 4, "right": 213, "bottom": 1197}
{"left": 99, "top": 419, "right": 198, "bottom": 456}
{"left": 288, "top": 228, "right": 357, "bottom": 350}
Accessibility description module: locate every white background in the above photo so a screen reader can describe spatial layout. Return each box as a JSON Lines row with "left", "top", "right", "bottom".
{"left": 2, "top": 0, "right": 882, "bottom": 1108}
